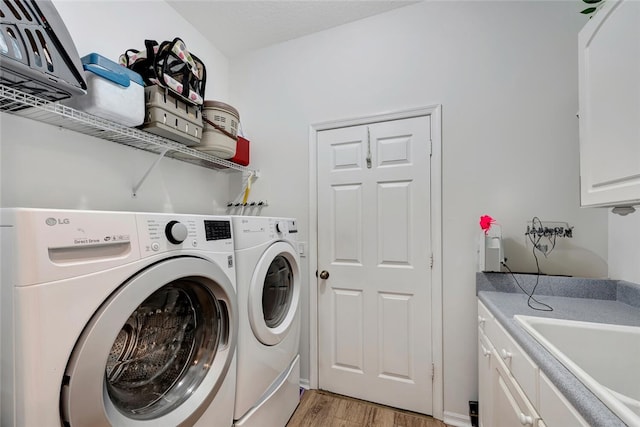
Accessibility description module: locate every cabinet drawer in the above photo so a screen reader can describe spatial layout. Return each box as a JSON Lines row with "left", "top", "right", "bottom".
{"left": 492, "top": 320, "right": 538, "bottom": 405}
{"left": 478, "top": 330, "right": 493, "bottom": 427}
{"left": 492, "top": 346, "right": 540, "bottom": 427}
{"left": 478, "top": 300, "right": 494, "bottom": 334}
{"left": 479, "top": 302, "right": 538, "bottom": 406}
{"left": 539, "top": 372, "right": 589, "bottom": 427}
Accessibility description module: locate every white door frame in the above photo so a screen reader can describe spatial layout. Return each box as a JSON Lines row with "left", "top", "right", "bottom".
{"left": 307, "top": 105, "right": 443, "bottom": 420}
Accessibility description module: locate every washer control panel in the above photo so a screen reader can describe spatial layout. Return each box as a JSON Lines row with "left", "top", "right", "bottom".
{"left": 231, "top": 216, "right": 298, "bottom": 249}
{"left": 137, "top": 213, "right": 233, "bottom": 255}
{"left": 3, "top": 209, "right": 235, "bottom": 286}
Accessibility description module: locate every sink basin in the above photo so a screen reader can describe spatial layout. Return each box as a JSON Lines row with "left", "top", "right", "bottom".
{"left": 514, "top": 315, "right": 640, "bottom": 426}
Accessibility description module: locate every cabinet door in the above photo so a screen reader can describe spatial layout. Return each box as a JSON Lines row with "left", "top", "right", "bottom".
{"left": 578, "top": 0, "right": 640, "bottom": 207}
{"left": 538, "top": 372, "right": 589, "bottom": 427}
{"left": 478, "top": 331, "right": 493, "bottom": 427}
{"left": 491, "top": 348, "right": 539, "bottom": 427}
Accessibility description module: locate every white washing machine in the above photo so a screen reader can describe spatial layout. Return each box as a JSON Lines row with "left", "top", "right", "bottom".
{"left": 231, "top": 216, "right": 301, "bottom": 427}
{"left": 0, "top": 208, "right": 238, "bottom": 427}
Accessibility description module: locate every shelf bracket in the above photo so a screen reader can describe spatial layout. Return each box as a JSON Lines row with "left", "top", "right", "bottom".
{"left": 132, "top": 148, "right": 171, "bottom": 197}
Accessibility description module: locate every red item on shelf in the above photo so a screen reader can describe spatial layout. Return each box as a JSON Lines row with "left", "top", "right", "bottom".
{"left": 231, "top": 136, "right": 250, "bottom": 166}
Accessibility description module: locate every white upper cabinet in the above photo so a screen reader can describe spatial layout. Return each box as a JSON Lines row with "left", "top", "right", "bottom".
{"left": 578, "top": 0, "right": 640, "bottom": 208}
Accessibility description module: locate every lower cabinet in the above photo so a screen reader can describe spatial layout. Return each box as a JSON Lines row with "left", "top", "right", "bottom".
{"left": 478, "top": 301, "right": 589, "bottom": 427}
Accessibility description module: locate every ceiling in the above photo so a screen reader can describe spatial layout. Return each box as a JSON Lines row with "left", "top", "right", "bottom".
{"left": 167, "top": 1, "right": 419, "bottom": 58}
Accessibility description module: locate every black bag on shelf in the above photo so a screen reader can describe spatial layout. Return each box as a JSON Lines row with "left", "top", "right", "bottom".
{"left": 119, "top": 37, "right": 206, "bottom": 107}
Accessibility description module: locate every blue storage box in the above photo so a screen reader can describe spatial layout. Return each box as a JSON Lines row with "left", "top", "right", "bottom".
{"left": 65, "top": 53, "right": 144, "bottom": 126}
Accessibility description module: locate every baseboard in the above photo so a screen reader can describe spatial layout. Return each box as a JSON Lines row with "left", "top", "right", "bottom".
{"left": 443, "top": 411, "right": 472, "bottom": 427}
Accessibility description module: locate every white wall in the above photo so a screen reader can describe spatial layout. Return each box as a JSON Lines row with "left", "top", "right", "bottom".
{"left": 54, "top": 0, "right": 230, "bottom": 102}
{"left": 1, "top": 0, "right": 234, "bottom": 213}
{"left": 228, "top": 1, "right": 608, "bottom": 421}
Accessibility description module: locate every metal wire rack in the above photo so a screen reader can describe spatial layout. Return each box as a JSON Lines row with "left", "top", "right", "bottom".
{"left": 0, "top": 84, "right": 257, "bottom": 176}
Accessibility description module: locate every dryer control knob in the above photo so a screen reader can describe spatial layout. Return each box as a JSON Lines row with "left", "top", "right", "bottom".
{"left": 275, "top": 221, "right": 288, "bottom": 234}
{"left": 165, "top": 221, "right": 188, "bottom": 244}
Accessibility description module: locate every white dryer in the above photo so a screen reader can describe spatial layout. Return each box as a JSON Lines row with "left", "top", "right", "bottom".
{"left": 231, "top": 216, "right": 301, "bottom": 427}
{"left": 0, "top": 208, "right": 238, "bottom": 427}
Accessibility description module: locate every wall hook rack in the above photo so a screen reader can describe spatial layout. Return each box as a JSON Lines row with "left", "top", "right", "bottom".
{"left": 524, "top": 218, "right": 574, "bottom": 257}
{"left": 226, "top": 200, "right": 269, "bottom": 208}
{"left": 525, "top": 220, "right": 574, "bottom": 239}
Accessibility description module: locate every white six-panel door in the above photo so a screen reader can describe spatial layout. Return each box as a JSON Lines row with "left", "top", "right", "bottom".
{"left": 317, "top": 115, "right": 433, "bottom": 414}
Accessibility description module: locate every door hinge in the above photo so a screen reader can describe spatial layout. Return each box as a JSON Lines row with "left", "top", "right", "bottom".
{"left": 430, "top": 253, "right": 434, "bottom": 269}
{"left": 431, "top": 363, "right": 435, "bottom": 381}
{"left": 429, "top": 138, "right": 433, "bottom": 157}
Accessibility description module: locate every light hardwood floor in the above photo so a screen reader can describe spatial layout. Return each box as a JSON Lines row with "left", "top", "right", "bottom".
{"left": 287, "top": 390, "right": 453, "bottom": 427}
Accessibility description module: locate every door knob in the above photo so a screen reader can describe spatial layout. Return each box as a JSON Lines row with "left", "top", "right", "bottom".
{"left": 319, "top": 270, "right": 330, "bottom": 280}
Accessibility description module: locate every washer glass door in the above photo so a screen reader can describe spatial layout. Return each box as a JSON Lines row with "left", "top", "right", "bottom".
{"left": 262, "top": 255, "right": 294, "bottom": 328}
{"left": 106, "top": 280, "right": 223, "bottom": 418}
{"left": 61, "top": 257, "right": 236, "bottom": 427}
{"left": 249, "top": 242, "right": 300, "bottom": 346}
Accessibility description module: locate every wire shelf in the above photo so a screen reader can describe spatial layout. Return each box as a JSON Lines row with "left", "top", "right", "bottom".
{"left": 0, "top": 84, "right": 256, "bottom": 174}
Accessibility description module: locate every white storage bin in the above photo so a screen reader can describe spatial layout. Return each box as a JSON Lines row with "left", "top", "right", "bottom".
{"left": 66, "top": 53, "right": 144, "bottom": 127}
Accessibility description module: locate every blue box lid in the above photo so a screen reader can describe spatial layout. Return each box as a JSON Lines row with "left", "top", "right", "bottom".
{"left": 81, "top": 53, "right": 144, "bottom": 88}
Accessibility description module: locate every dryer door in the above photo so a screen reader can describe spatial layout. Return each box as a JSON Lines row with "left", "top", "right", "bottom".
{"left": 248, "top": 241, "right": 301, "bottom": 346}
{"left": 61, "top": 256, "right": 237, "bottom": 427}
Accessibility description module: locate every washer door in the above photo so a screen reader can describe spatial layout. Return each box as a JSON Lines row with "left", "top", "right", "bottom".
{"left": 248, "top": 241, "right": 300, "bottom": 346}
{"left": 61, "top": 257, "right": 237, "bottom": 427}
